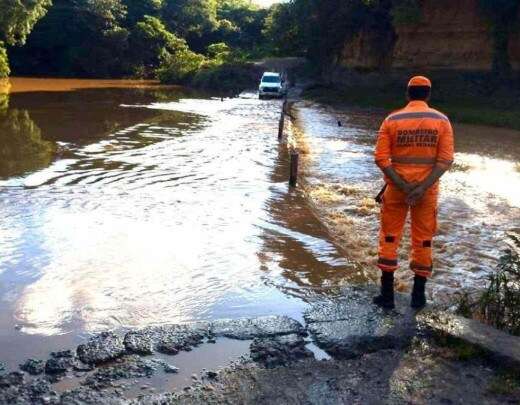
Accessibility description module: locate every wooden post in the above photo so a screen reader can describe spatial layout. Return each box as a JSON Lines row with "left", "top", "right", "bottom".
{"left": 289, "top": 152, "right": 299, "bottom": 187}
{"left": 278, "top": 111, "right": 285, "bottom": 140}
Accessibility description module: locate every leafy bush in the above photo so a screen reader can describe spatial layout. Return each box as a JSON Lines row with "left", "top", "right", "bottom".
{"left": 457, "top": 233, "right": 520, "bottom": 336}
{"left": 0, "top": 42, "right": 9, "bottom": 78}
{"left": 477, "top": 233, "right": 520, "bottom": 335}
{"left": 206, "top": 42, "right": 231, "bottom": 62}
{"left": 156, "top": 47, "right": 206, "bottom": 84}
{"left": 191, "top": 61, "right": 259, "bottom": 94}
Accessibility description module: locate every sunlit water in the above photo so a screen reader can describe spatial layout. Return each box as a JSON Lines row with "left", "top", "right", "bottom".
{"left": 0, "top": 81, "right": 354, "bottom": 367}
{"left": 294, "top": 102, "right": 520, "bottom": 301}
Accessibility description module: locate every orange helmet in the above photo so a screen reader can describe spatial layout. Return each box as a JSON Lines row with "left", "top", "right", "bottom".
{"left": 408, "top": 76, "right": 432, "bottom": 88}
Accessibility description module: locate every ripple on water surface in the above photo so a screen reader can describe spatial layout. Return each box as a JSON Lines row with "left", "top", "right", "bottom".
{"left": 293, "top": 102, "right": 520, "bottom": 301}
{"left": 0, "top": 86, "right": 355, "bottom": 366}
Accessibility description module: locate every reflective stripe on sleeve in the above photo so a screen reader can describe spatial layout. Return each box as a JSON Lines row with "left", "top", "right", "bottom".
{"left": 387, "top": 112, "right": 449, "bottom": 122}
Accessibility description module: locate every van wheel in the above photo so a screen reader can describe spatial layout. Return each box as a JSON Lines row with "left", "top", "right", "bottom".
{"left": 259, "top": 95, "right": 264, "bottom": 100}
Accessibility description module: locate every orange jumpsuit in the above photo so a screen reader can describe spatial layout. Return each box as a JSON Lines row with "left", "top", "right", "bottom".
{"left": 375, "top": 101, "right": 454, "bottom": 278}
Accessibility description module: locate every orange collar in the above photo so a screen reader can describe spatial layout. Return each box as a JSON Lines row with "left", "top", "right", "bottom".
{"left": 407, "top": 100, "right": 429, "bottom": 109}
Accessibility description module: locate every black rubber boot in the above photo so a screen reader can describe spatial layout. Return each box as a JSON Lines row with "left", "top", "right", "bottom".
{"left": 411, "top": 275, "right": 427, "bottom": 309}
{"left": 373, "top": 271, "right": 395, "bottom": 309}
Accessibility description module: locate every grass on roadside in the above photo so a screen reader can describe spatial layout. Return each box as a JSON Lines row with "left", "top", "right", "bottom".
{"left": 302, "top": 84, "right": 520, "bottom": 131}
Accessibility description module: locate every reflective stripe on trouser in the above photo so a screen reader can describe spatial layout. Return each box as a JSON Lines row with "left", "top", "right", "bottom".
{"left": 377, "top": 183, "right": 438, "bottom": 277}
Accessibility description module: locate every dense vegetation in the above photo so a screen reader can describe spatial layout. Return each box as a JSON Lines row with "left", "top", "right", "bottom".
{"left": 1, "top": 0, "right": 268, "bottom": 85}
{"left": 1, "top": 1, "right": 519, "bottom": 92}
{"left": 265, "top": 0, "right": 520, "bottom": 77}
{"left": 0, "top": 0, "right": 52, "bottom": 77}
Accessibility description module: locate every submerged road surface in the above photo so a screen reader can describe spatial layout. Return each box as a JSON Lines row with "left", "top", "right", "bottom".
{"left": 0, "top": 81, "right": 356, "bottom": 368}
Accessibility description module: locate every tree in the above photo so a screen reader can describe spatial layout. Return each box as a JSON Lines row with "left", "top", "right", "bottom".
{"left": 161, "top": 0, "right": 218, "bottom": 51}
{"left": 263, "top": 1, "right": 311, "bottom": 57}
{"left": 9, "top": 0, "right": 130, "bottom": 77}
{"left": 0, "top": 0, "right": 52, "bottom": 77}
{"left": 122, "top": 0, "right": 163, "bottom": 25}
{"left": 129, "top": 15, "right": 192, "bottom": 76}
{"left": 215, "top": 0, "right": 268, "bottom": 52}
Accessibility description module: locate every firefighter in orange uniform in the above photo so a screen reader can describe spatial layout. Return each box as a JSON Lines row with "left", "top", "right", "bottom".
{"left": 373, "top": 76, "right": 454, "bottom": 309}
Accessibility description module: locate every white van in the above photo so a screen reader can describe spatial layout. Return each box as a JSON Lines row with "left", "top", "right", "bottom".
{"left": 258, "top": 72, "right": 286, "bottom": 99}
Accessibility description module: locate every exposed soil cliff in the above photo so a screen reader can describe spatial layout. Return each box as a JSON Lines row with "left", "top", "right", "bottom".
{"left": 340, "top": 0, "right": 520, "bottom": 72}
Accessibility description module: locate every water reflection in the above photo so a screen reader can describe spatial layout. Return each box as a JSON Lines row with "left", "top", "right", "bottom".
{"left": 0, "top": 102, "right": 54, "bottom": 178}
{"left": 0, "top": 84, "right": 354, "bottom": 366}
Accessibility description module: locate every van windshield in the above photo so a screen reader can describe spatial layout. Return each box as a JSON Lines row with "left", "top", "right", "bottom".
{"left": 262, "top": 76, "right": 280, "bottom": 83}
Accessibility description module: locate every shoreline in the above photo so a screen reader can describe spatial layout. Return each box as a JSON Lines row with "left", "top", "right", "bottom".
{"left": 2, "top": 288, "right": 519, "bottom": 404}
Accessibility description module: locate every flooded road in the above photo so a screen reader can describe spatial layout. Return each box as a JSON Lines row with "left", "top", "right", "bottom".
{"left": 293, "top": 102, "right": 520, "bottom": 302}
{"left": 0, "top": 79, "right": 354, "bottom": 368}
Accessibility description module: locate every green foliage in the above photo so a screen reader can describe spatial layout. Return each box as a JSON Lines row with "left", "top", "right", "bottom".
{"left": 123, "top": 0, "right": 163, "bottom": 25}
{"left": 0, "top": 0, "right": 52, "bottom": 46}
{"left": 263, "top": 2, "right": 309, "bottom": 57}
{"left": 191, "top": 61, "right": 258, "bottom": 94}
{"left": 207, "top": 42, "right": 231, "bottom": 62}
{"left": 215, "top": 0, "right": 267, "bottom": 52}
{"left": 156, "top": 45, "right": 205, "bottom": 84}
{"left": 162, "top": 0, "right": 218, "bottom": 43}
{"left": 0, "top": 108, "right": 55, "bottom": 178}
{"left": 129, "top": 16, "right": 190, "bottom": 77}
{"left": 5, "top": 0, "right": 270, "bottom": 78}
{"left": 0, "top": 42, "right": 9, "bottom": 77}
{"left": 0, "top": 0, "right": 51, "bottom": 77}
{"left": 477, "top": 233, "right": 520, "bottom": 335}
{"left": 264, "top": 0, "right": 396, "bottom": 68}
{"left": 9, "top": 0, "right": 131, "bottom": 77}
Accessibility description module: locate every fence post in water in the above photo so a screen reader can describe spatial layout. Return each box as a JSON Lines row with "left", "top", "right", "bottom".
{"left": 278, "top": 110, "right": 285, "bottom": 140}
{"left": 289, "top": 152, "right": 299, "bottom": 187}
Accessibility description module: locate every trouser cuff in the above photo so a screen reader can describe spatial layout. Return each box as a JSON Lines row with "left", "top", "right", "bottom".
{"left": 378, "top": 257, "right": 398, "bottom": 272}
{"left": 410, "top": 262, "right": 433, "bottom": 278}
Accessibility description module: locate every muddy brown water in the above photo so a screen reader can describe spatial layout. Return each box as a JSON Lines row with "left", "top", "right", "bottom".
{"left": 294, "top": 102, "right": 520, "bottom": 302}
{"left": 0, "top": 79, "right": 354, "bottom": 371}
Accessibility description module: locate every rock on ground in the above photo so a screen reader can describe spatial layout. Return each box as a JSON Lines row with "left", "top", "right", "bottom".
{"left": 82, "top": 355, "right": 158, "bottom": 390}
{"left": 124, "top": 322, "right": 211, "bottom": 356}
{"left": 77, "top": 332, "right": 126, "bottom": 365}
{"left": 45, "top": 349, "right": 91, "bottom": 376}
{"left": 211, "top": 316, "right": 305, "bottom": 340}
{"left": 123, "top": 316, "right": 305, "bottom": 356}
{"left": 19, "top": 359, "right": 44, "bottom": 376}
